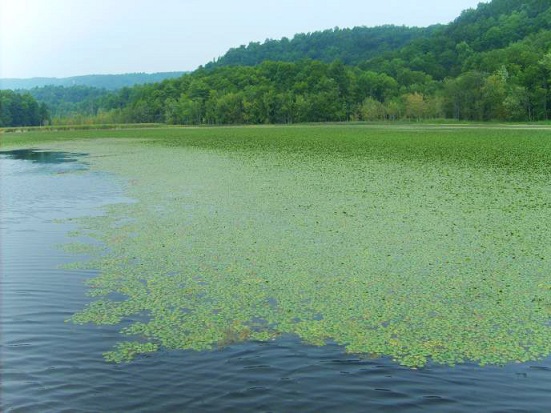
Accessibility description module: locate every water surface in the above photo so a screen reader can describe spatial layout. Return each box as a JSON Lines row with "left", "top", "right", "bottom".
{"left": 1, "top": 148, "right": 550, "bottom": 412}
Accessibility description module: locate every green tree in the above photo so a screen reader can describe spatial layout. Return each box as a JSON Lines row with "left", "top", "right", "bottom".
{"left": 404, "top": 93, "right": 427, "bottom": 120}
{"left": 359, "top": 97, "right": 386, "bottom": 121}
{"left": 483, "top": 67, "right": 509, "bottom": 120}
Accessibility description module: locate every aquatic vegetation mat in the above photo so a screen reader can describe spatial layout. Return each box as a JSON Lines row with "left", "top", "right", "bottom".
{"left": 32, "top": 126, "right": 551, "bottom": 367}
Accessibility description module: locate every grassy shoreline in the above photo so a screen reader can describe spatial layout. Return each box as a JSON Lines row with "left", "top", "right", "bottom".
{"left": 3, "top": 120, "right": 551, "bottom": 135}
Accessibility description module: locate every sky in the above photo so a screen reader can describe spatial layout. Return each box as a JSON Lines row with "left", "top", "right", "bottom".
{"left": 0, "top": 0, "right": 487, "bottom": 79}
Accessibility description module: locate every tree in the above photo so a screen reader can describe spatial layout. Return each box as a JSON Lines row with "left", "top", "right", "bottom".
{"left": 164, "top": 98, "right": 181, "bottom": 125}
{"left": 404, "top": 93, "right": 427, "bottom": 120}
{"left": 359, "top": 98, "right": 386, "bottom": 121}
{"left": 483, "top": 67, "right": 509, "bottom": 120}
{"left": 504, "top": 85, "right": 530, "bottom": 120}
{"left": 444, "top": 71, "right": 486, "bottom": 120}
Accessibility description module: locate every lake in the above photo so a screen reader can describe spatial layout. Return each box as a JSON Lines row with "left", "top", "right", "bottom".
{"left": 1, "top": 126, "right": 550, "bottom": 412}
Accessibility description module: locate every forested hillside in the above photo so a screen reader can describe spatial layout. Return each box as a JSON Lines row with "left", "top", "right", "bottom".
{"left": 206, "top": 25, "right": 438, "bottom": 68}
{"left": 6, "top": 0, "right": 551, "bottom": 126}
{"left": 208, "top": 0, "right": 551, "bottom": 83}
{"left": 362, "top": 0, "right": 551, "bottom": 80}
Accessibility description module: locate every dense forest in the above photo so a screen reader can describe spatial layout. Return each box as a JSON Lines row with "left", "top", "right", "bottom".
{"left": 0, "top": 90, "right": 50, "bottom": 127}
{"left": 206, "top": 25, "right": 439, "bottom": 68}
{"left": 3, "top": 0, "right": 551, "bottom": 126}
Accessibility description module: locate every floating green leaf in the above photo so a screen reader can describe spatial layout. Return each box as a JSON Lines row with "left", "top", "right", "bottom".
{"left": 26, "top": 125, "right": 550, "bottom": 367}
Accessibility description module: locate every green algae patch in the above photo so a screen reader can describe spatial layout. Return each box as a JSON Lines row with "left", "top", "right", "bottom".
{"left": 44, "top": 126, "right": 551, "bottom": 368}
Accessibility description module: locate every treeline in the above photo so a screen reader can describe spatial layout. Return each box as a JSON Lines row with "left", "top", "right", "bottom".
{"left": 0, "top": 90, "right": 50, "bottom": 127}
{"left": 13, "top": 0, "right": 551, "bottom": 125}
{"left": 66, "top": 43, "right": 551, "bottom": 126}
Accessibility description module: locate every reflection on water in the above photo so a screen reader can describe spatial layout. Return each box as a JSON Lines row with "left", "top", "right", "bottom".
{"left": 0, "top": 149, "right": 88, "bottom": 164}
{"left": 1, "top": 149, "right": 550, "bottom": 412}
{"left": 0, "top": 149, "right": 89, "bottom": 178}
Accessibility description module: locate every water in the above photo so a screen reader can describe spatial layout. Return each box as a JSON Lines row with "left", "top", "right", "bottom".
{"left": 1, "top": 149, "right": 550, "bottom": 412}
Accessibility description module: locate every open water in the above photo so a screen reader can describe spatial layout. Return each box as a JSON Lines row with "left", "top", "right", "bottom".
{"left": 1, "top": 149, "right": 550, "bottom": 412}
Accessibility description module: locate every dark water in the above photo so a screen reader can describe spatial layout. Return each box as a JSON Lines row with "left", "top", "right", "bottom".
{"left": 1, "top": 149, "right": 550, "bottom": 412}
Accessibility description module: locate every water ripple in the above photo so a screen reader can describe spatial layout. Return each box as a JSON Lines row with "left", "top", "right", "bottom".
{"left": 2, "top": 150, "right": 550, "bottom": 412}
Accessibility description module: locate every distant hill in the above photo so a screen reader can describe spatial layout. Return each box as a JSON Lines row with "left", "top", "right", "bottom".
{"left": 25, "top": 85, "right": 113, "bottom": 118}
{"left": 0, "top": 72, "right": 187, "bottom": 91}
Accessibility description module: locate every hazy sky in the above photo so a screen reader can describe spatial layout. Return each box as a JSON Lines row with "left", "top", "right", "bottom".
{"left": 1, "top": 0, "right": 486, "bottom": 79}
